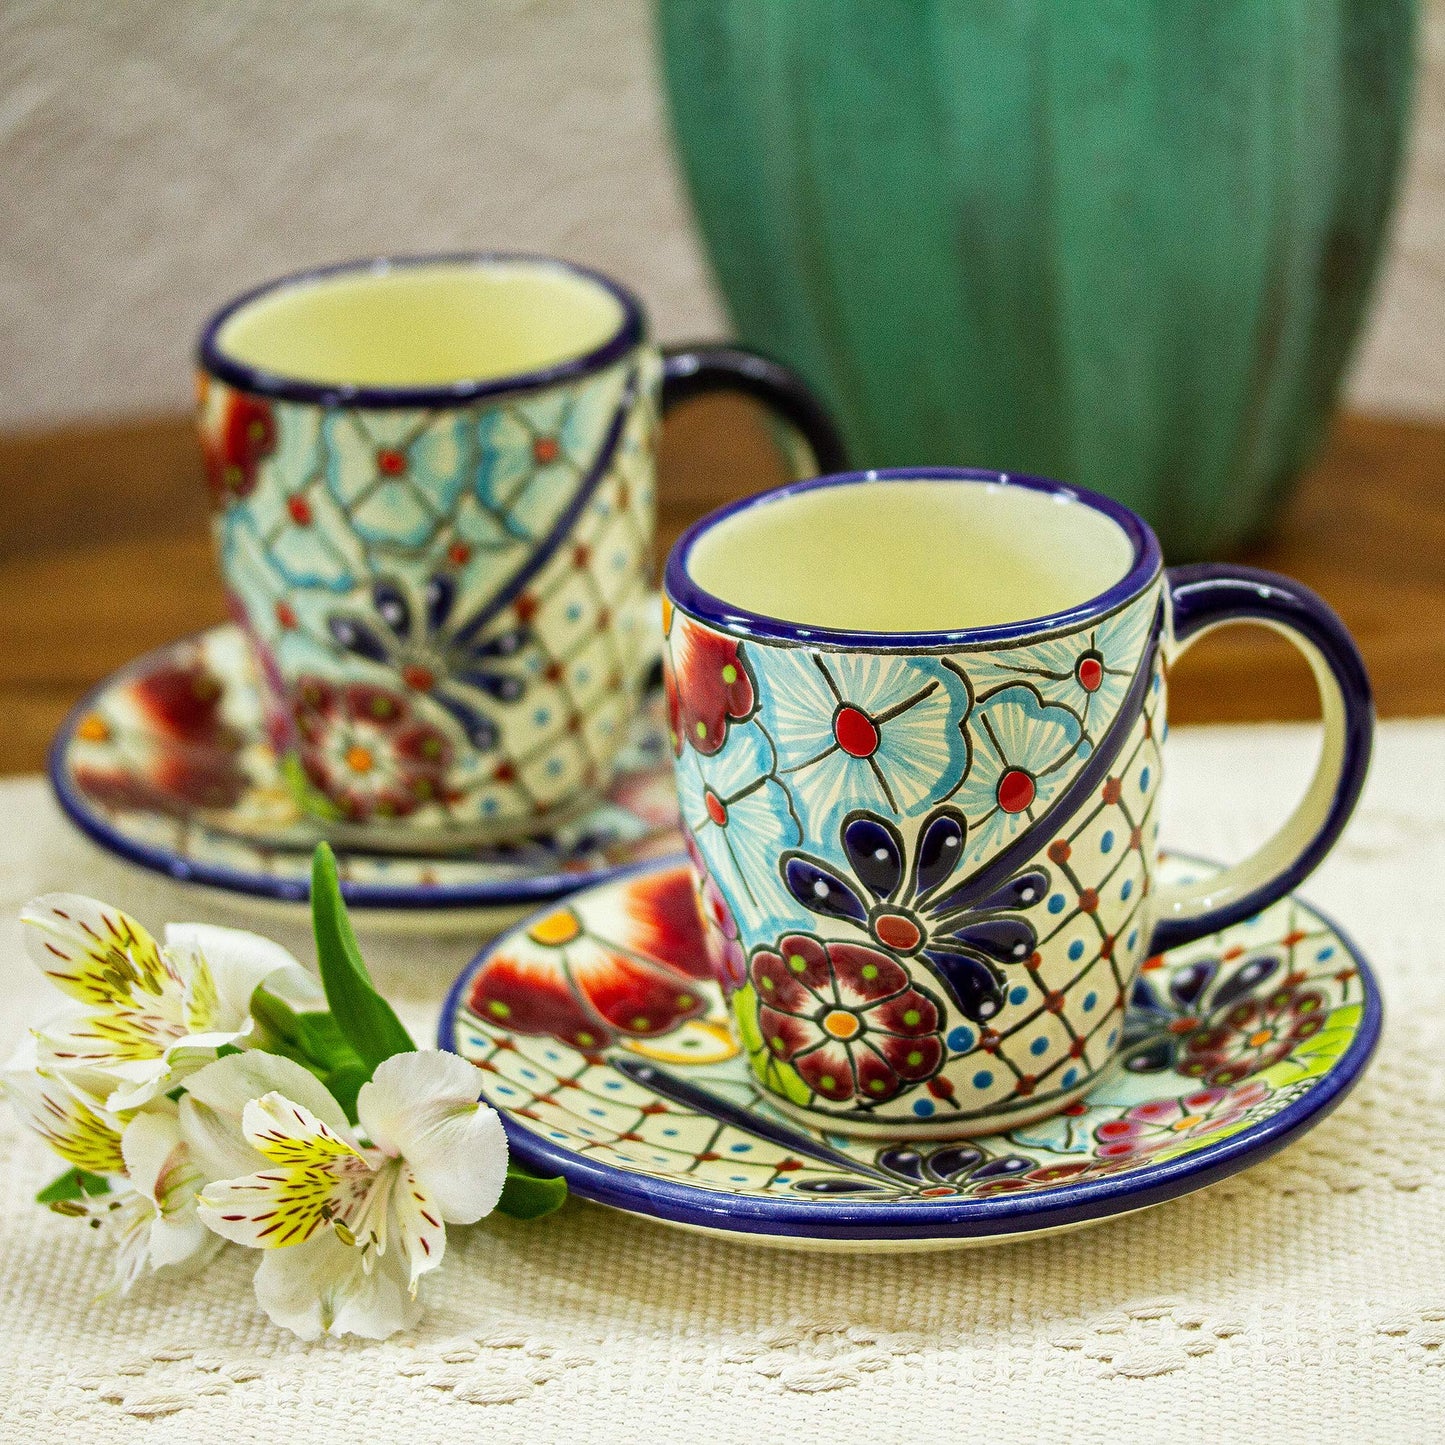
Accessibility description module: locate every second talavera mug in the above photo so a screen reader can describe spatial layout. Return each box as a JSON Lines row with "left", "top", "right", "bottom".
{"left": 664, "top": 468, "right": 1372, "bottom": 1137}
{"left": 197, "top": 253, "right": 843, "bottom": 846}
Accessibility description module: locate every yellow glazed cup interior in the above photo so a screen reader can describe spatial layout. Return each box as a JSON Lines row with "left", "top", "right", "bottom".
{"left": 211, "top": 257, "right": 629, "bottom": 389}
{"left": 683, "top": 476, "right": 1137, "bottom": 634}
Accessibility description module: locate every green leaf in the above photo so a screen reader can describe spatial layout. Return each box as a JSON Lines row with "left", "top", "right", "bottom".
{"left": 249, "top": 984, "right": 371, "bottom": 1122}
{"left": 310, "top": 843, "right": 414, "bottom": 1072}
{"left": 322, "top": 1061, "right": 372, "bottom": 1124}
{"left": 251, "top": 987, "right": 364, "bottom": 1075}
{"left": 495, "top": 1163, "right": 568, "bottom": 1220}
{"left": 36, "top": 1167, "right": 111, "bottom": 1206}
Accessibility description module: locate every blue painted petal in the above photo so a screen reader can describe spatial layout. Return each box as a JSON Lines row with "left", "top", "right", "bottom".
{"left": 1168, "top": 957, "right": 1218, "bottom": 1010}
{"left": 468, "top": 626, "right": 529, "bottom": 661}
{"left": 327, "top": 614, "right": 390, "bottom": 664}
{"left": 971, "top": 1154, "right": 1033, "bottom": 1179}
{"left": 371, "top": 580, "right": 412, "bottom": 639}
{"left": 931, "top": 866, "right": 1050, "bottom": 920}
{"left": 924, "top": 1144, "right": 984, "bottom": 1183}
{"left": 841, "top": 813, "right": 904, "bottom": 900}
{"left": 1211, "top": 953, "right": 1279, "bottom": 1009}
{"left": 912, "top": 807, "right": 967, "bottom": 899}
{"left": 875, "top": 1147, "right": 927, "bottom": 1181}
{"left": 433, "top": 693, "right": 497, "bottom": 751}
{"left": 946, "top": 916, "right": 1037, "bottom": 966}
{"left": 1122, "top": 1035, "right": 1176, "bottom": 1074}
{"left": 1129, "top": 974, "right": 1172, "bottom": 1019}
{"left": 922, "top": 948, "right": 1004, "bottom": 1023}
{"left": 456, "top": 670, "right": 526, "bottom": 703}
{"left": 451, "top": 606, "right": 491, "bottom": 648}
{"left": 425, "top": 573, "right": 456, "bottom": 631}
{"left": 782, "top": 855, "right": 868, "bottom": 924}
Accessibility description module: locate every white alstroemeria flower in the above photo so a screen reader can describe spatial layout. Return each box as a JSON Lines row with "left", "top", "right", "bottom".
{"left": 21, "top": 894, "right": 311, "bottom": 1112}
{"left": 101, "top": 1109, "right": 220, "bottom": 1294}
{"left": 2, "top": 1039, "right": 217, "bottom": 1294}
{"left": 2, "top": 1035, "right": 127, "bottom": 1178}
{"left": 197, "top": 1050, "right": 507, "bottom": 1341}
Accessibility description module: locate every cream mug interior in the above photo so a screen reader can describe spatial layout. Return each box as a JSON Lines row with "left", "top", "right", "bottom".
{"left": 683, "top": 475, "right": 1139, "bottom": 632}
{"left": 211, "top": 258, "right": 629, "bottom": 391}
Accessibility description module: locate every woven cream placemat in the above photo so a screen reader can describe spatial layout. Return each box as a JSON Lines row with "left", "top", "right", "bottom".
{"left": 2, "top": 719, "right": 1442, "bottom": 1443}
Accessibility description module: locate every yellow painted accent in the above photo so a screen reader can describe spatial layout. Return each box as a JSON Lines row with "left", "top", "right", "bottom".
{"left": 527, "top": 908, "right": 582, "bottom": 947}
{"left": 620, "top": 1019, "right": 739, "bottom": 1065}
{"left": 344, "top": 745, "right": 374, "bottom": 774}
{"left": 76, "top": 714, "right": 110, "bottom": 743}
{"left": 213, "top": 259, "right": 626, "bottom": 388}
{"left": 822, "top": 1009, "right": 860, "bottom": 1040}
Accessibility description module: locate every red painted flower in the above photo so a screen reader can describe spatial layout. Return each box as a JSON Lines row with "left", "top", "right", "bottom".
{"left": 1178, "top": 984, "right": 1327, "bottom": 1087}
{"left": 963, "top": 1152, "right": 1148, "bottom": 1197}
{"left": 684, "top": 831, "right": 747, "bottom": 992}
{"left": 750, "top": 934, "right": 945, "bottom": 1105}
{"left": 203, "top": 392, "right": 276, "bottom": 503}
{"left": 466, "top": 862, "right": 712, "bottom": 1048}
{"left": 72, "top": 653, "right": 248, "bottom": 816}
{"left": 74, "top": 752, "right": 248, "bottom": 816}
{"left": 129, "top": 660, "right": 231, "bottom": 747}
{"left": 1093, "top": 1079, "right": 1270, "bottom": 1162}
{"left": 291, "top": 678, "right": 454, "bottom": 822}
{"left": 663, "top": 606, "right": 755, "bottom": 756}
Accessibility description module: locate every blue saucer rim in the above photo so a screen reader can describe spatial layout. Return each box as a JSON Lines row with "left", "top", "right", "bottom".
{"left": 46, "top": 626, "right": 658, "bottom": 912}
{"left": 438, "top": 853, "right": 1383, "bottom": 1242}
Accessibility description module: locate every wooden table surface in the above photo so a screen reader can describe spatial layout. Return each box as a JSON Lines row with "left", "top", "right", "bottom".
{"left": 1, "top": 402, "right": 1442, "bottom": 778}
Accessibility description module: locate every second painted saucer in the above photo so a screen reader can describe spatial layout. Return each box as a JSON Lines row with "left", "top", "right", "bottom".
{"left": 440, "top": 854, "right": 1379, "bottom": 1250}
{"left": 48, "top": 624, "right": 682, "bottom": 934}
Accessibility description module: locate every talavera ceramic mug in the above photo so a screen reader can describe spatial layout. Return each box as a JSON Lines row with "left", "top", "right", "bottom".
{"left": 197, "top": 253, "right": 843, "bottom": 846}
{"left": 663, "top": 468, "right": 1372, "bottom": 1137}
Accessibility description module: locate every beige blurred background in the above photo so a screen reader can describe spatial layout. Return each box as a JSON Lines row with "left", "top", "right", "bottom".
{"left": 1, "top": 0, "right": 1442, "bottom": 432}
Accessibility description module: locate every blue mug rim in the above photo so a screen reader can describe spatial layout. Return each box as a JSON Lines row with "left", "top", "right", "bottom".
{"left": 197, "top": 251, "right": 648, "bottom": 409}
{"left": 664, "top": 466, "right": 1164, "bottom": 651}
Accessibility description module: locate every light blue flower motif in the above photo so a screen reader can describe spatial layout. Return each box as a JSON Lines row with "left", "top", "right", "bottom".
{"left": 322, "top": 410, "right": 472, "bottom": 551}
{"left": 1007, "top": 1096, "right": 1115, "bottom": 1155}
{"left": 756, "top": 649, "right": 973, "bottom": 836}
{"left": 473, "top": 365, "right": 629, "bottom": 545}
{"left": 223, "top": 508, "right": 357, "bottom": 597}
{"left": 675, "top": 723, "right": 802, "bottom": 943}
{"left": 955, "top": 684, "right": 1084, "bottom": 865}
{"left": 966, "top": 592, "right": 1158, "bottom": 740}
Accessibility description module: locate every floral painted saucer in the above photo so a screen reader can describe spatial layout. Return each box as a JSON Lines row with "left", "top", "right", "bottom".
{"left": 440, "top": 854, "right": 1379, "bottom": 1250}
{"left": 48, "top": 624, "right": 681, "bottom": 933}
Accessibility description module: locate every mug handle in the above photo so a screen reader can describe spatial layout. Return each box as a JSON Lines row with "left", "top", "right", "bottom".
{"left": 661, "top": 344, "right": 849, "bottom": 477}
{"left": 1149, "top": 564, "right": 1373, "bottom": 953}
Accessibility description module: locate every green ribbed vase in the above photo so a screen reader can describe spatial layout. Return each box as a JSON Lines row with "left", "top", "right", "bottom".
{"left": 657, "top": 0, "right": 1417, "bottom": 558}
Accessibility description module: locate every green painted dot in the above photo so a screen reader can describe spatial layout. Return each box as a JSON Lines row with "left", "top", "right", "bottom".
{"left": 868, "top": 1079, "right": 887, "bottom": 1093}
{"left": 721, "top": 663, "right": 738, "bottom": 684}
{"left": 902, "top": 1009, "right": 921, "bottom": 1026}
{"left": 631, "top": 1016, "right": 650, "bottom": 1030}
{"left": 861, "top": 963, "right": 879, "bottom": 980}
{"left": 695, "top": 720, "right": 708, "bottom": 738}
{"left": 787, "top": 953, "right": 808, "bottom": 974}
{"left": 906, "top": 1050, "right": 924, "bottom": 1066}
{"left": 487, "top": 1000, "right": 511, "bottom": 1019}
{"left": 819, "top": 1075, "right": 836, "bottom": 1090}
{"left": 577, "top": 1031, "right": 595, "bottom": 1046}
{"left": 761, "top": 977, "right": 775, "bottom": 991}
{"left": 676, "top": 993, "right": 694, "bottom": 1008}
{"left": 770, "top": 1036, "right": 786, "bottom": 1052}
